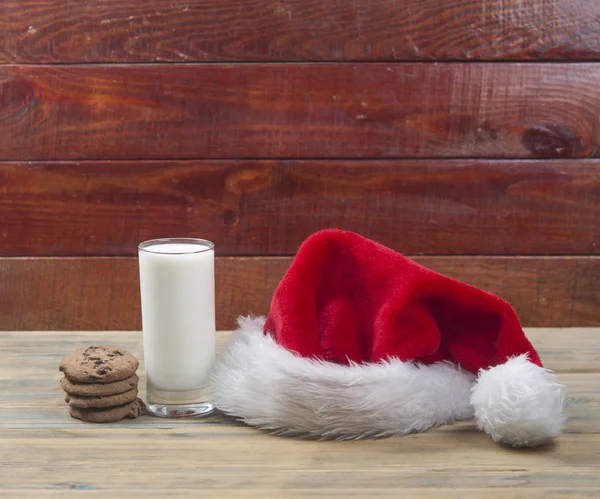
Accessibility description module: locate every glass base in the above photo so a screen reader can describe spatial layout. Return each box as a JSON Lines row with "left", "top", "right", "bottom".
{"left": 147, "top": 402, "right": 214, "bottom": 418}
{"left": 146, "top": 383, "right": 214, "bottom": 419}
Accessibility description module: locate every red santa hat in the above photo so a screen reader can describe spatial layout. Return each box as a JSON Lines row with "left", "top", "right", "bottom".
{"left": 211, "top": 229, "right": 565, "bottom": 447}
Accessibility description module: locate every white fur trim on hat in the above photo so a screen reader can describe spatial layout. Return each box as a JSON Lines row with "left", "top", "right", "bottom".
{"left": 470, "top": 354, "right": 566, "bottom": 447}
{"left": 211, "top": 316, "right": 475, "bottom": 439}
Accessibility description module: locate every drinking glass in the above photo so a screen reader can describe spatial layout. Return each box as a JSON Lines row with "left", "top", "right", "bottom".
{"left": 138, "top": 238, "right": 215, "bottom": 418}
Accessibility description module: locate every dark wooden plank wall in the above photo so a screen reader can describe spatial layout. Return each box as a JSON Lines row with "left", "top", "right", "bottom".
{"left": 0, "top": 0, "right": 599, "bottom": 330}
{"left": 2, "top": 0, "right": 600, "bottom": 62}
{"left": 2, "top": 257, "right": 599, "bottom": 330}
{"left": 2, "top": 160, "right": 600, "bottom": 256}
{"left": 1, "top": 64, "right": 599, "bottom": 160}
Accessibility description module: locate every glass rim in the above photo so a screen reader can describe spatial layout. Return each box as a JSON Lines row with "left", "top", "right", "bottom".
{"left": 138, "top": 237, "right": 214, "bottom": 255}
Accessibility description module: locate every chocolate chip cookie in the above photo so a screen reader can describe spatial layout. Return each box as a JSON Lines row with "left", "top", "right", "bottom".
{"left": 67, "top": 387, "right": 139, "bottom": 409}
{"left": 59, "top": 345, "right": 139, "bottom": 384}
{"left": 60, "top": 374, "right": 139, "bottom": 397}
{"left": 69, "top": 397, "right": 147, "bottom": 423}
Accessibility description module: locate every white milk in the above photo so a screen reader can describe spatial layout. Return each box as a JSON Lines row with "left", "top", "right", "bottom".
{"left": 138, "top": 241, "right": 215, "bottom": 392}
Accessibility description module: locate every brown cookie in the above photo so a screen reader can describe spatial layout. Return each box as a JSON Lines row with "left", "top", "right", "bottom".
{"left": 69, "top": 398, "right": 147, "bottom": 423}
{"left": 67, "top": 387, "right": 139, "bottom": 409}
{"left": 59, "top": 345, "right": 139, "bottom": 384}
{"left": 60, "top": 374, "right": 139, "bottom": 396}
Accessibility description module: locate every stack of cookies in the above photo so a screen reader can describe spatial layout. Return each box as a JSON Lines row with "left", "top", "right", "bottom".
{"left": 59, "top": 345, "right": 147, "bottom": 423}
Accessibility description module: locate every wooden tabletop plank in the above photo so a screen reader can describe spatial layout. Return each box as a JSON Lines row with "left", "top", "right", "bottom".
{"left": 3, "top": 159, "right": 600, "bottom": 257}
{"left": 2, "top": 0, "right": 600, "bottom": 63}
{"left": 2, "top": 490, "right": 600, "bottom": 498}
{"left": 1, "top": 331, "right": 599, "bottom": 431}
{"left": 2, "top": 431, "right": 599, "bottom": 473}
{"left": 2, "top": 329, "right": 599, "bottom": 375}
{"left": 1, "top": 330, "right": 599, "bottom": 496}
{"left": 1, "top": 426, "right": 599, "bottom": 493}
{"left": 2, "top": 373, "right": 597, "bottom": 433}
{"left": 1, "top": 64, "right": 598, "bottom": 160}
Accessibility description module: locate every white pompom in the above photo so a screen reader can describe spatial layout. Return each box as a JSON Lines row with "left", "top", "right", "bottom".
{"left": 470, "top": 354, "right": 565, "bottom": 447}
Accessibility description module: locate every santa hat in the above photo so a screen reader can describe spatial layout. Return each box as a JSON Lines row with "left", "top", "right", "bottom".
{"left": 211, "top": 229, "right": 565, "bottom": 447}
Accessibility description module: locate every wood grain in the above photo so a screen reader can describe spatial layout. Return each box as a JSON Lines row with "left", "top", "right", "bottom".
{"left": 0, "top": 330, "right": 599, "bottom": 497}
{"left": 0, "top": 64, "right": 598, "bottom": 160}
{"left": 1, "top": 0, "right": 600, "bottom": 63}
{"left": 524, "top": 329, "right": 600, "bottom": 374}
{"left": 2, "top": 432, "right": 599, "bottom": 496}
{"left": 1, "top": 256, "right": 598, "bottom": 331}
{"left": 3, "top": 492, "right": 600, "bottom": 499}
{"left": 6, "top": 376, "right": 597, "bottom": 429}
{"left": 2, "top": 159, "right": 599, "bottom": 257}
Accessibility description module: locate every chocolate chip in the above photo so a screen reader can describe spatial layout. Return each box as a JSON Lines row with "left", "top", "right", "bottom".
{"left": 88, "top": 374, "right": 101, "bottom": 381}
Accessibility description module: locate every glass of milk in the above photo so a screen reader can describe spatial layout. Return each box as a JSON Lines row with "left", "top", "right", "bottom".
{"left": 138, "top": 238, "right": 215, "bottom": 418}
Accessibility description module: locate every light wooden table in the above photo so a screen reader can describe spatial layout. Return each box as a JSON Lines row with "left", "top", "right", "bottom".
{"left": 1, "top": 329, "right": 599, "bottom": 498}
